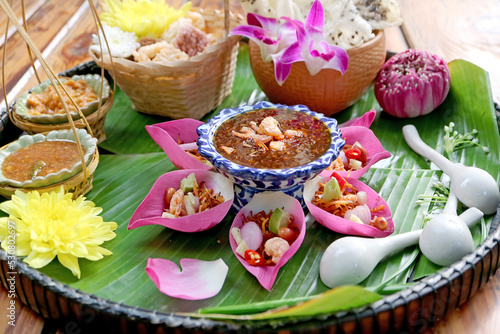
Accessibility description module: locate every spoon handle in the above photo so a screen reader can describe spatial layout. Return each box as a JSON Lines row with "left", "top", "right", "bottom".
{"left": 442, "top": 190, "right": 458, "bottom": 215}
{"left": 459, "top": 207, "right": 484, "bottom": 228}
{"left": 402, "top": 125, "right": 454, "bottom": 175}
{"left": 378, "top": 230, "right": 422, "bottom": 256}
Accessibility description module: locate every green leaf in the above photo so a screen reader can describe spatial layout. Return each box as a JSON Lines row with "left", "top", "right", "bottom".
{"left": 252, "top": 286, "right": 381, "bottom": 320}
{"left": 196, "top": 286, "right": 381, "bottom": 321}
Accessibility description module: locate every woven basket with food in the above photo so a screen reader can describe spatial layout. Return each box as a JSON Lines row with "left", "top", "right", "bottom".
{"left": 9, "top": 73, "right": 113, "bottom": 143}
{"left": 89, "top": 0, "right": 243, "bottom": 119}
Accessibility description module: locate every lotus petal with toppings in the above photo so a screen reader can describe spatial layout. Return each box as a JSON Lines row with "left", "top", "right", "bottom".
{"left": 304, "top": 173, "right": 394, "bottom": 238}
{"left": 146, "top": 258, "right": 228, "bottom": 300}
{"left": 128, "top": 169, "right": 233, "bottom": 232}
{"left": 324, "top": 125, "right": 391, "bottom": 180}
{"left": 229, "top": 191, "right": 306, "bottom": 291}
{"left": 146, "top": 119, "right": 211, "bottom": 170}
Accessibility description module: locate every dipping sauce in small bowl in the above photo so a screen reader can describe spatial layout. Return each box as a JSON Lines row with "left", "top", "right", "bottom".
{"left": 2, "top": 140, "right": 83, "bottom": 182}
{"left": 197, "top": 102, "right": 344, "bottom": 210}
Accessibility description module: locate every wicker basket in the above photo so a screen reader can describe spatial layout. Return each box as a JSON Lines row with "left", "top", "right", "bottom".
{"left": 8, "top": 87, "right": 114, "bottom": 144}
{"left": 89, "top": 7, "right": 243, "bottom": 119}
{"left": 0, "top": 139, "right": 99, "bottom": 200}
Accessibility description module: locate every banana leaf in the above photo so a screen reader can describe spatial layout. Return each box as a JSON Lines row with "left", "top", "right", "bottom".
{"left": 5, "top": 44, "right": 500, "bottom": 321}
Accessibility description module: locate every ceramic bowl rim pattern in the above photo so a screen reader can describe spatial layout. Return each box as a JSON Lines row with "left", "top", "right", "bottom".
{"left": 13, "top": 73, "right": 110, "bottom": 124}
{"left": 196, "top": 101, "right": 345, "bottom": 183}
{"left": 0, "top": 129, "right": 97, "bottom": 188}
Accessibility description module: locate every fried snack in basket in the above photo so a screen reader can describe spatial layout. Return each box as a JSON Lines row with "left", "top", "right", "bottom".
{"left": 90, "top": 3, "right": 243, "bottom": 120}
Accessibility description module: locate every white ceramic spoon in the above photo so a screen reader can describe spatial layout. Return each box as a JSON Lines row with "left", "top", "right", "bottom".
{"left": 319, "top": 205, "right": 483, "bottom": 288}
{"left": 403, "top": 124, "right": 500, "bottom": 215}
{"left": 419, "top": 190, "right": 480, "bottom": 266}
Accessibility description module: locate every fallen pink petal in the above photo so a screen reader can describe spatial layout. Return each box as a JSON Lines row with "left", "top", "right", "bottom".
{"left": 303, "top": 174, "right": 394, "bottom": 238}
{"left": 146, "top": 119, "right": 211, "bottom": 171}
{"left": 229, "top": 192, "right": 306, "bottom": 291}
{"left": 146, "top": 258, "right": 228, "bottom": 300}
{"left": 128, "top": 169, "right": 234, "bottom": 232}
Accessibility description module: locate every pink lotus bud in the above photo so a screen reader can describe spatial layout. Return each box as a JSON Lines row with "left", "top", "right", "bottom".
{"left": 374, "top": 49, "right": 451, "bottom": 118}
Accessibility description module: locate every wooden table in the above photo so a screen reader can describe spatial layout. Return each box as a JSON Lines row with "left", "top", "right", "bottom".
{"left": 0, "top": 0, "right": 499, "bottom": 333}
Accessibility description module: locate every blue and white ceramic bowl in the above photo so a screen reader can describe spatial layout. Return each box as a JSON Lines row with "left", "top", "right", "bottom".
{"left": 197, "top": 101, "right": 345, "bottom": 210}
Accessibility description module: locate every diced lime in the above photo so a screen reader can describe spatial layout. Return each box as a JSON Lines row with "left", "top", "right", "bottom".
{"left": 322, "top": 177, "right": 342, "bottom": 202}
{"left": 269, "top": 208, "right": 290, "bottom": 234}
{"left": 180, "top": 173, "right": 197, "bottom": 193}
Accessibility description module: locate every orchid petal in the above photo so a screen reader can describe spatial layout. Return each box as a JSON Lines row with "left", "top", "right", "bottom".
{"left": 246, "top": 13, "right": 279, "bottom": 30}
{"left": 229, "top": 192, "right": 306, "bottom": 291}
{"left": 146, "top": 119, "right": 211, "bottom": 171}
{"left": 230, "top": 25, "right": 280, "bottom": 46}
{"left": 304, "top": 174, "right": 394, "bottom": 238}
{"left": 272, "top": 56, "right": 293, "bottom": 86}
{"left": 321, "top": 45, "right": 349, "bottom": 73}
{"left": 338, "top": 110, "right": 377, "bottom": 128}
{"left": 305, "top": 0, "right": 324, "bottom": 32}
{"left": 278, "top": 42, "right": 305, "bottom": 64}
{"left": 322, "top": 125, "right": 391, "bottom": 180}
{"left": 231, "top": 14, "right": 299, "bottom": 62}
{"left": 146, "top": 258, "right": 228, "bottom": 300}
{"left": 129, "top": 170, "right": 234, "bottom": 232}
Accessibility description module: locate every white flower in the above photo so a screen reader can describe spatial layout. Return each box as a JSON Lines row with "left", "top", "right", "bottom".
{"left": 90, "top": 24, "right": 140, "bottom": 58}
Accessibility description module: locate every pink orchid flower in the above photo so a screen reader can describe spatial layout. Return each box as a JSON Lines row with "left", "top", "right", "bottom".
{"left": 229, "top": 13, "right": 297, "bottom": 62}
{"left": 274, "top": 0, "right": 349, "bottom": 85}
{"left": 230, "top": 0, "right": 348, "bottom": 85}
{"left": 304, "top": 172, "right": 394, "bottom": 238}
{"left": 146, "top": 258, "right": 228, "bottom": 300}
{"left": 128, "top": 169, "right": 234, "bottom": 232}
{"left": 229, "top": 192, "right": 306, "bottom": 291}
{"left": 146, "top": 119, "right": 211, "bottom": 171}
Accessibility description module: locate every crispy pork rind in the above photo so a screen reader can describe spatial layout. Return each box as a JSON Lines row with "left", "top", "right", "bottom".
{"left": 352, "top": 0, "right": 403, "bottom": 30}
{"left": 146, "top": 119, "right": 212, "bottom": 170}
{"left": 304, "top": 173, "right": 394, "bottom": 238}
{"left": 146, "top": 258, "right": 228, "bottom": 300}
{"left": 128, "top": 169, "right": 233, "bottom": 232}
{"left": 229, "top": 191, "right": 306, "bottom": 291}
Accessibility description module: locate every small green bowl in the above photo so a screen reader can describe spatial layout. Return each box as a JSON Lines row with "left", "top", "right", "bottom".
{"left": 13, "top": 74, "right": 110, "bottom": 124}
{"left": 0, "top": 129, "right": 97, "bottom": 188}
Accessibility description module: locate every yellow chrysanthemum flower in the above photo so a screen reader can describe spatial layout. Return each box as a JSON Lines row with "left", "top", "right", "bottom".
{"left": 100, "top": 0, "right": 191, "bottom": 38}
{"left": 0, "top": 187, "right": 117, "bottom": 279}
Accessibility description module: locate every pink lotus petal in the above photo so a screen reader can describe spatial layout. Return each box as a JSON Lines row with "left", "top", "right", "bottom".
{"left": 304, "top": 174, "right": 394, "bottom": 238}
{"left": 339, "top": 110, "right": 377, "bottom": 128}
{"left": 322, "top": 125, "right": 391, "bottom": 180}
{"left": 146, "top": 258, "right": 228, "bottom": 300}
{"left": 146, "top": 119, "right": 211, "bottom": 171}
{"left": 129, "top": 169, "right": 234, "bottom": 232}
{"left": 229, "top": 192, "right": 306, "bottom": 291}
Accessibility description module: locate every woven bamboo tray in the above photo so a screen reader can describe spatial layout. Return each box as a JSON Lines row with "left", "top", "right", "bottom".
{"left": 90, "top": 6, "right": 243, "bottom": 120}
{"left": 0, "top": 59, "right": 499, "bottom": 333}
